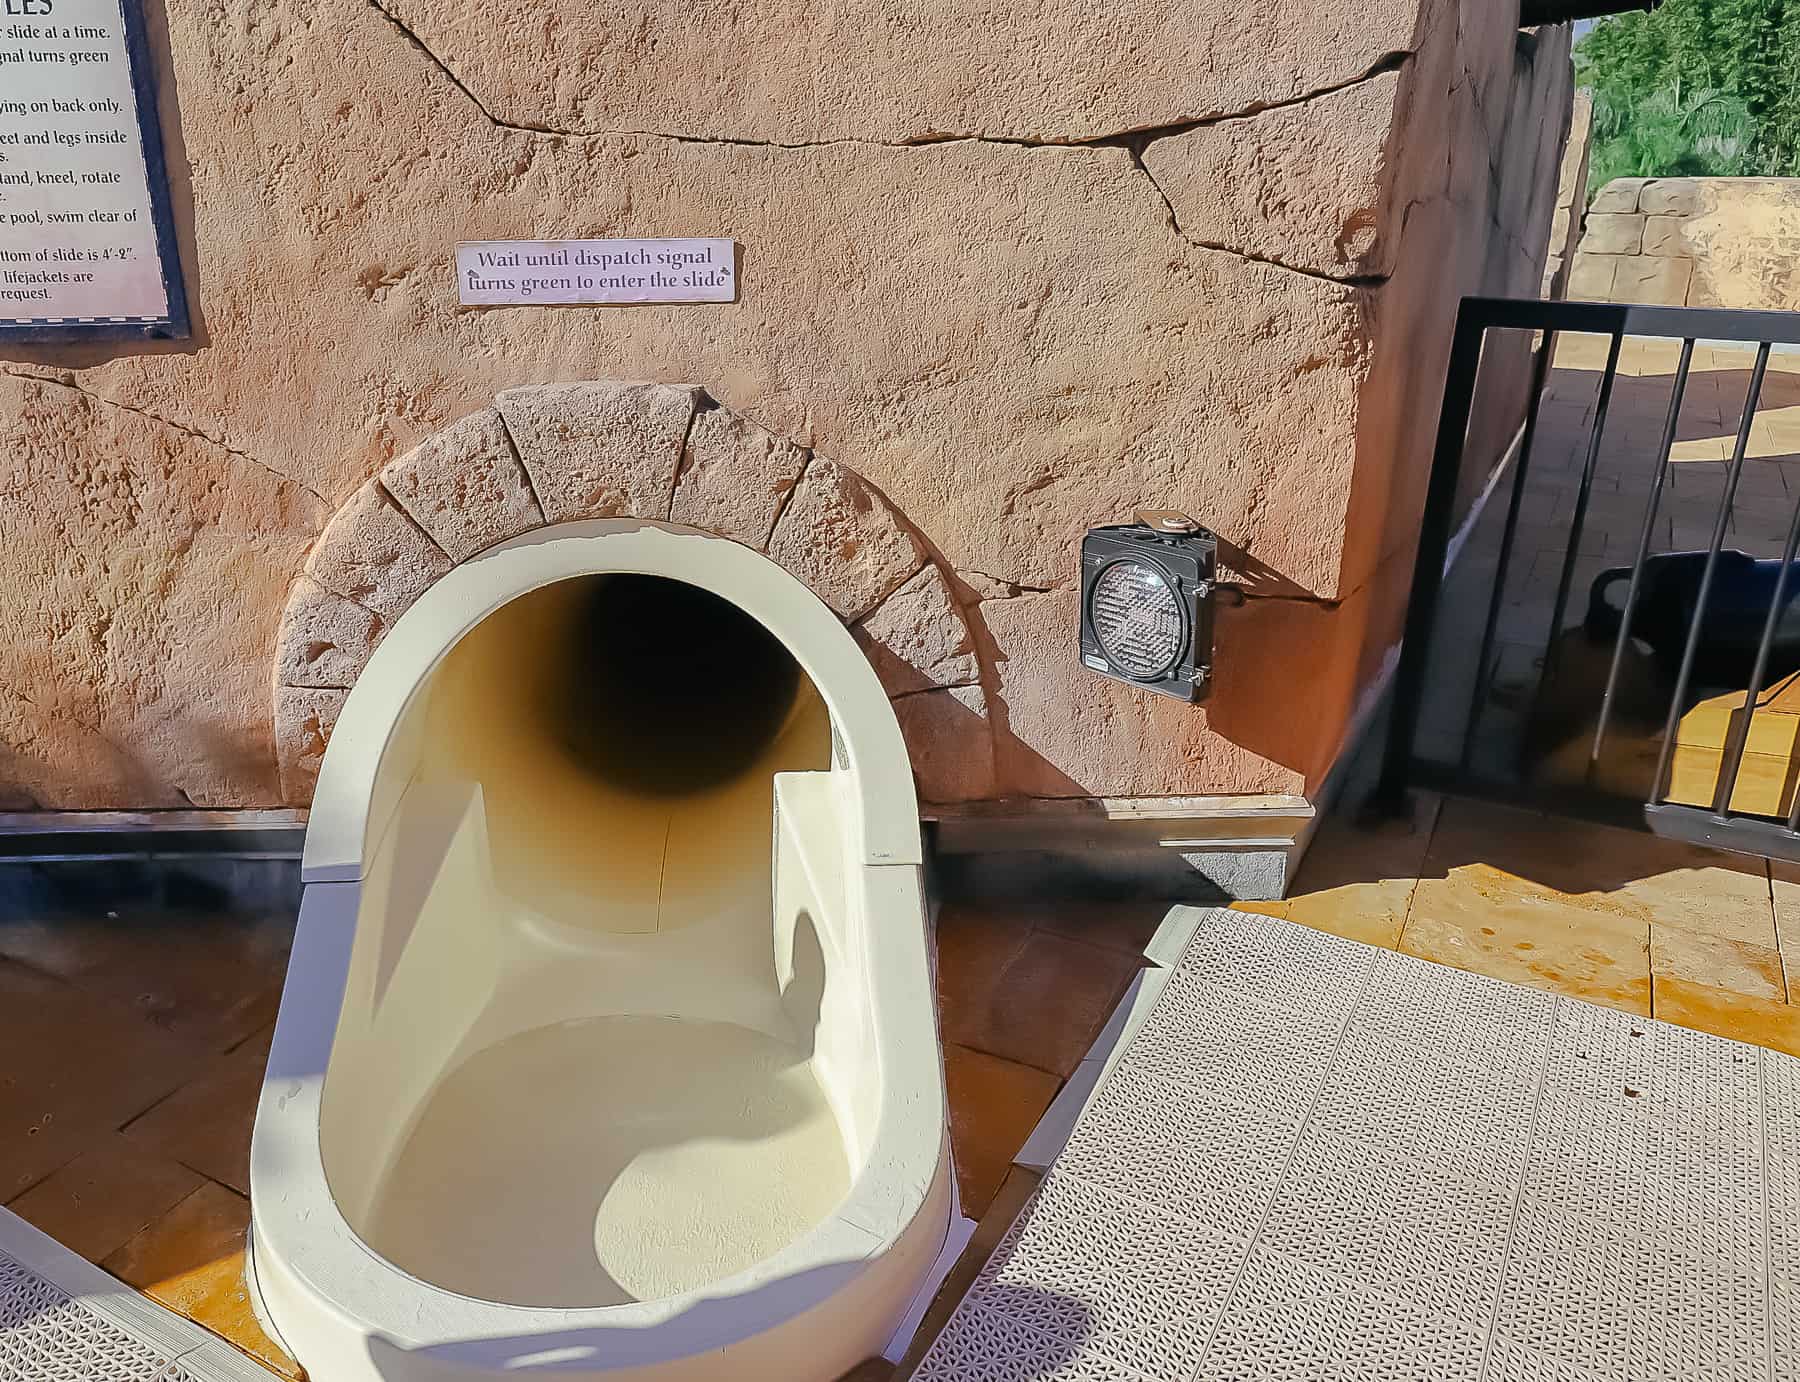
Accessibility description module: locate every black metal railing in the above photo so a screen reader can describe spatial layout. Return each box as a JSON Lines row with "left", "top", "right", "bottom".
{"left": 1376, "top": 296, "right": 1800, "bottom": 863}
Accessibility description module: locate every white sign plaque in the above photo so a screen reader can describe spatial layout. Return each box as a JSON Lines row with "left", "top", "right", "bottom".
{"left": 0, "top": 0, "right": 182, "bottom": 333}
{"left": 456, "top": 238, "right": 737, "bottom": 306}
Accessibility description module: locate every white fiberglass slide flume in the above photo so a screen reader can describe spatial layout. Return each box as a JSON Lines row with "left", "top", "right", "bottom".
{"left": 248, "top": 521, "right": 952, "bottom": 1382}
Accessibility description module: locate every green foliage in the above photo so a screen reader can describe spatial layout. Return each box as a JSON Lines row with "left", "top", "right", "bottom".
{"left": 1575, "top": 0, "right": 1800, "bottom": 193}
{"left": 1587, "top": 82, "right": 1756, "bottom": 187}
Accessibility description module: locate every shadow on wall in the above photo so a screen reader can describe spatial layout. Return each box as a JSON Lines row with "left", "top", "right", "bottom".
{"left": 1327, "top": 18, "right": 1577, "bottom": 790}
{"left": 0, "top": 712, "right": 280, "bottom": 812}
{"left": 0, "top": 854, "right": 300, "bottom": 922}
{"left": 934, "top": 524, "right": 1363, "bottom": 799}
{"left": 948, "top": 579, "right": 1369, "bottom": 799}
{"left": 1212, "top": 538, "right": 1314, "bottom": 601}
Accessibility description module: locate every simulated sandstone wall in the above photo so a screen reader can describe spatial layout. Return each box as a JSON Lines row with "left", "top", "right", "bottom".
{"left": 1571, "top": 177, "right": 1800, "bottom": 310}
{"left": 0, "top": 2, "right": 1572, "bottom": 811}
{"left": 1543, "top": 90, "right": 1592, "bottom": 298}
{"left": 1454, "top": 24, "right": 1577, "bottom": 516}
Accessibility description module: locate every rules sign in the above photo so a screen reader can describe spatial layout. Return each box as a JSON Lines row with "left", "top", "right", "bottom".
{"left": 457, "top": 239, "right": 738, "bottom": 306}
{"left": 0, "top": 0, "right": 189, "bottom": 339}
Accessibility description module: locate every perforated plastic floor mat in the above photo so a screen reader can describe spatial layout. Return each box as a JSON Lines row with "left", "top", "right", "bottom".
{"left": 0, "top": 1214, "right": 279, "bottom": 1382}
{"left": 916, "top": 907, "right": 1800, "bottom": 1382}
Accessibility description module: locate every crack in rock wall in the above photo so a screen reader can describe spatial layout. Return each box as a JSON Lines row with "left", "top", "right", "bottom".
{"left": 0, "top": 0, "right": 1572, "bottom": 808}
{"left": 1138, "top": 66, "right": 1409, "bottom": 283}
{"left": 369, "top": 0, "right": 1426, "bottom": 146}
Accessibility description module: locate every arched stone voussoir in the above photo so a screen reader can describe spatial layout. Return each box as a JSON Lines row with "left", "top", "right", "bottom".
{"left": 670, "top": 402, "right": 808, "bottom": 549}
{"left": 274, "top": 575, "right": 384, "bottom": 690}
{"left": 275, "top": 685, "right": 347, "bottom": 807}
{"left": 767, "top": 456, "right": 927, "bottom": 623}
{"left": 854, "top": 562, "right": 979, "bottom": 697}
{"left": 495, "top": 381, "right": 701, "bottom": 524}
{"left": 304, "top": 480, "right": 453, "bottom": 623}
{"left": 380, "top": 406, "right": 543, "bottom": 562}
{"left": 272, "top": 386, "right": 993, "bottom": 807}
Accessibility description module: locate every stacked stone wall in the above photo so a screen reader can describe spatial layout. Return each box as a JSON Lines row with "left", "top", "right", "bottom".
{"left": 1570, "top": 177, "right": 1800, "bottom": 310}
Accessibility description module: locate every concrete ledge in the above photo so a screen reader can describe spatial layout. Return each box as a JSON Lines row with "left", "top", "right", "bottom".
{"left": 926, "top": 794, "right": 1313, "bottom": 900}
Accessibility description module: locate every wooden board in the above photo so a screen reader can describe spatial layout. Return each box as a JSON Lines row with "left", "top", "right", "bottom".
{"left": 1666, "top": 670, "right": 1800, "bottom": 816}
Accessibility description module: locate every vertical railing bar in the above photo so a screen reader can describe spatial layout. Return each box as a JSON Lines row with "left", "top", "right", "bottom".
{"left": 1459, "top": 336, "right": 1555, "bottom": 770}
{"left": 1372, "top": 303, "right": 1489, "bottom": 813}
{"left": 1713, "top": 456, "right": 1800, "bottom": 818}
{"left": 1591, "top": 338, "right": 1696, "bottom": 770}
{"left": 1649, "top": 341, "right": 1772, "bottom": 806}
{"left": 1527, "top": 329, "right": 1625, "bottom": 742}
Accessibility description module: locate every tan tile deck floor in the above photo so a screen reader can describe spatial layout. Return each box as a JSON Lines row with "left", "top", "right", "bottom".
{"left": 0, "top": 865, "right": 299, "bottom": 1377}
{"left": 1243, "top": 792, "right": 1800, "bottom": 1053}
{"left": 5, "top": 816, "right": 1800, "bottom": 1379}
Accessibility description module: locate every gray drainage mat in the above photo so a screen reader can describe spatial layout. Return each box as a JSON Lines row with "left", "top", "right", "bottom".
{"left": 0, "top": 1214, "right": 279, "bottom": 1382}
{"left": 917, "top": 907, "right": 1799, "bottom": 1381}
{"left": 0, "top": 1253, "right": 181, "bottom": 1382}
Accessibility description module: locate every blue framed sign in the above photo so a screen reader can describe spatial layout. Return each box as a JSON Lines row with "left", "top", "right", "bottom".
{"left": 0, "top": 0, "right": 190, "bottom": 341}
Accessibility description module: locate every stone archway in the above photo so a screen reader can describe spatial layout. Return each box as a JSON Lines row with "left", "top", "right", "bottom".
{"left": 271, "top": 382, "right": 988, "bottom": 805}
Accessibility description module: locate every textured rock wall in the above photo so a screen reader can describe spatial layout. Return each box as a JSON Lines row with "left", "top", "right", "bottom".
{"left": 1570, "top": 177, "right": 1800, "bottom": 310}
{"left": 0, "top": 0, "right": 1571, "bottom": 810}
{"left": 1333, "top": 16, "right": 1574, "bottom": 697}
{"left": 1455, "top": 24, "right": 1577, "bottom": 516}
{"left": 1543, "top": 90, "right": 1592, "bottom": 298}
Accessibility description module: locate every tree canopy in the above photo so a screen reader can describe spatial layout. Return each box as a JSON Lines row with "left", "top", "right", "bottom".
{"left": 1575, "top": 0, "right": 1800, "bottom": 194}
